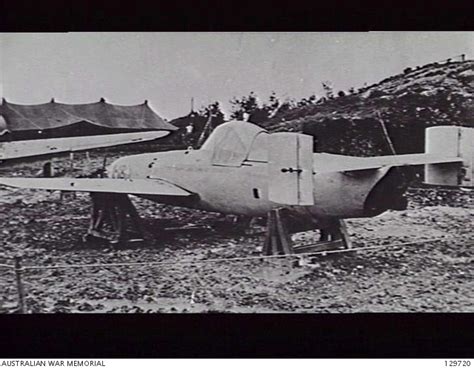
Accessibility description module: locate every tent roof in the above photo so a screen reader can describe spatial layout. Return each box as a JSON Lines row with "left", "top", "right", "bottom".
{"left": 0, "top": 98, "right": 177, "bottom": 132}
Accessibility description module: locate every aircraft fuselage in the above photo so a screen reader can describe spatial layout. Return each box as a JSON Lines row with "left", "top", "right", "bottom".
{"left": 108, "top": 148, "right": 408, "bottom": 224}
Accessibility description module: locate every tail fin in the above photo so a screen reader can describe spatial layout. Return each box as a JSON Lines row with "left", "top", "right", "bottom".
{"left": 424, "top": 126, "right": 474, "bottom": 187}
{"left": 267, "top": 132, "right": 314, "bottom": 205}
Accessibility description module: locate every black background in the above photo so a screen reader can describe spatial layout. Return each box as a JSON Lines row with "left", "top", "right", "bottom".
{"left": 2, "top": 314, "right": 474, "bottom": 357}
{"left": 1, "top": 0, "right": 473, "bottom": 358}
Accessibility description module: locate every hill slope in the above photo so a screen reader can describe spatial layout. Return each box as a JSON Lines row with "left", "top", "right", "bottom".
{"left": 264, "top": 60, "right": 474, "bottom": 156}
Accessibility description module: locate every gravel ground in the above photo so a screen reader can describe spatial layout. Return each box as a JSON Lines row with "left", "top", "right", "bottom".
{"left": 0, "top": 151, "right": 472, "bottom": 313}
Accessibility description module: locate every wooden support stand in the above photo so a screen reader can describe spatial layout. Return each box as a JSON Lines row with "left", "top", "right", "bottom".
{"left": 262, "top": 211, "right": 354, "bottom": 256}
{"left": 293, "top": 219, "right": 353, "bottom": 254}
{"left": 84, "top": 192, "right": 144, "bottom": 244}
{"left": 263, "top": 209, "right": 294, "bottom": 255}
{"left": 338, "top": 219, "right": 353, "bottom": 250}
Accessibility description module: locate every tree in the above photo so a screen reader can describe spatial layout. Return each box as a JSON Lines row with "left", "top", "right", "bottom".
{"left": 276, "top": 98, "right": 296, "bottom": 114}
{"left": 181, "top": 101, "right": 226, "bottom": 146}
{"left": 321, "top": 81, "right": 334, "bottom": 99}
{"left": 230, "top": 92, "right": 259, "bottom": 121}
{"left": 265, "top": 91, "right": 280, "bottom": 116}
{"left": 199, "top": 101, "right": 225, "bottom": 127}
{"left": 292, "top": 94, "right": 317, "bottom": 108}
{"left": 229, "top": 91, "right": 281, "bottom": 124}
{"left": 337, "top": 90, "right": 346, "bottom": 97}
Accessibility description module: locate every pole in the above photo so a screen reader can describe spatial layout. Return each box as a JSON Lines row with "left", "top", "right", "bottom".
{"left": 102, "top": 156, "right": 107, "bottom": 176}
{"left": 69, "top": 152, "right": 75, "bottom": 175}
{"left": 14, "top": 257, "right": 26, "bottom": 314}
{"left": 377, "top": 111, "right": 397, "bottom": 155}
{"left": 85, "top": 151, "right": 91, "bottom": 174}
{"left": 69, "top": 152, "right": 77, "bottom": 198}
{"left": 196, "top": 113, "right": 213, "bottom": 148}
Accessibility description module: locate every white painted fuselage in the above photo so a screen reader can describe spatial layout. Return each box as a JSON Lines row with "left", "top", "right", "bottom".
{"left": 108, "top": 148, "right": 397, "bottom": 222}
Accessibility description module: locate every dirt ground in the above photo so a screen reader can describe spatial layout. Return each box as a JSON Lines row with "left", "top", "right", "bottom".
{"left": 0, "top": 150, "right": 472, "bottom": 313}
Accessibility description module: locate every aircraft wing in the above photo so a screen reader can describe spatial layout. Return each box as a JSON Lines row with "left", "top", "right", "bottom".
{"left": 313, "top": 153, "right": 463, "bottom": 173}
{"left": 0, "top": 177, "right": 192, "bottom": 197}
{"left": 0, "top": 131, "right": 170, "bottom": 161}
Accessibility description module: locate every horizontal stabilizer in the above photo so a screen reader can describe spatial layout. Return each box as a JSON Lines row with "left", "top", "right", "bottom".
{"left": 0, "top": 131, "right": 170, "bottom": 161}
{"left": 0, "top": 177, "right": 192, "bottom": 197}
{"left": 313, "top": 153, "right": 462, "bottom": 173}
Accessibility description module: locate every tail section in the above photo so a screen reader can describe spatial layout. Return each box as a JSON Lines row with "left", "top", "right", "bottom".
{"left": 267, "top": 132, "right": 314, "bottom": 205}
{"left": 424, "top": 126, "right": 474, "bottom": 187}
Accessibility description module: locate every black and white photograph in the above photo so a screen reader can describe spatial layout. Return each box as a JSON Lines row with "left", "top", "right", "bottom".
{"left": 0, "top": 32, "right": 472, "bottom": 314}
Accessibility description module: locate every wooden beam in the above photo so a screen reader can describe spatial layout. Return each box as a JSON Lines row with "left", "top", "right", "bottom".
{"left": 275, "top": 209, "right": 293, "bottom": 254}
{"left": 263, "top": 208, "right": 294, "bottom": 256}
{"left": 338, "top": 219, "right": 353, "bottom": 249}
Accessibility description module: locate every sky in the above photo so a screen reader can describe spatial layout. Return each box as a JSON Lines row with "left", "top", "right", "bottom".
{"left": 1, "top": 32, "right": 473, "bottom": 120}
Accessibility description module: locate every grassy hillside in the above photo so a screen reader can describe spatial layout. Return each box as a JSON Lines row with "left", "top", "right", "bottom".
{"left": 263, "top": 60, "right": 474, "bottom": 156}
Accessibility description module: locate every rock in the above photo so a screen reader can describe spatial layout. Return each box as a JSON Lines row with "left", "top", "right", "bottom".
{"left": 77, "top": 302, "right": 95, "bottom": 311}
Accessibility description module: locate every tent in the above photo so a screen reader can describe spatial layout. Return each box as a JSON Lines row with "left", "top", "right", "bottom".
{"left": 0, "top": 98, "right": 177, "bottom": 140}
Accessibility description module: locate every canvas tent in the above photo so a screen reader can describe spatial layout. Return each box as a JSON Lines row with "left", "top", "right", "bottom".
{"left": 0, "top": 98, "right": 177, "bottom": 140}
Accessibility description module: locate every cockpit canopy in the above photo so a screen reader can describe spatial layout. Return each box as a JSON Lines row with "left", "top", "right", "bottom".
{"left": 201, "top": 120, "right": 269, "bottom": 166}
{"left": 0, "top": 115, "right": 8, "bottom": 133}
{"left": 0, "top": 115, "right": 9, "bottom": 141}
